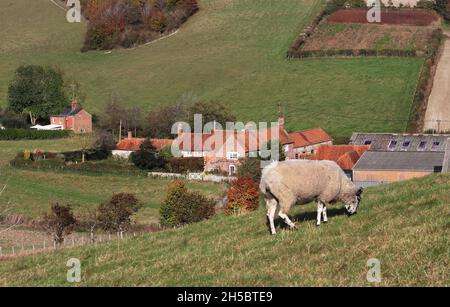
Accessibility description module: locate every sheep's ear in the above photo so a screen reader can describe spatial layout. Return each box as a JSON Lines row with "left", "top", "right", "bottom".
{"left": 356, "top": 188, "right": 363, "bottom": 196}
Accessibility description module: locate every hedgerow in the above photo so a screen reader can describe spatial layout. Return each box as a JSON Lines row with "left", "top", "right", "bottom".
{"left": 0, "top": 129, "right": 71, "bottom": 140}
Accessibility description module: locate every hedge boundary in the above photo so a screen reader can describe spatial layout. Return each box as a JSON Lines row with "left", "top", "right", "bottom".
{"left": 0, "top": 129, "right": 71, "bottom": 140}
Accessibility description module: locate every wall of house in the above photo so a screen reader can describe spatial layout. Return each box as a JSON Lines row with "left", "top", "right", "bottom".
{"left": 292, "top": 141, "right": 332, "bottom": 159}
{"left": 205, "top": 157, "right": 239, "bottom": 176}
{"left": 73, "top": 111, "right": 92, "bottom": 134}
{"left": 353, "top": 169, "right": 432, "bottom": 183}
{"left": 50, "top": 117, "right": 67, "bottom": 129}
{"left": 112, "top": 150, "right": 133, "bottom": 159}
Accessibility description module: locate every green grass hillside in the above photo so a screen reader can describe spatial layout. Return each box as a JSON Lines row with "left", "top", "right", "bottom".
{"left": 0, "top": 0, "right": 423, "bottom": 136}
{"left": 1, "top": 174, "right": 448, "bottom": 286}
{"left": 0, "top": 138, "right": 226, "bottom": 224}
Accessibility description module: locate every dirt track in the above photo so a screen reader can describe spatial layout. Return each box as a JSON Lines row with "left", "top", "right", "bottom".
{"left": 424, "top": 31, "right": 450, "bottom": 132}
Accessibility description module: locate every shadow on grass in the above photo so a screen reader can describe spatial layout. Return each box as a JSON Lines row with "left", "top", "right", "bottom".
{"left": 273, "top": 207, "right": 348, "bottom": 229}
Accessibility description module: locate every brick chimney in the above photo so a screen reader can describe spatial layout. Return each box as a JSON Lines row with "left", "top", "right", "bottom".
{"left": 128, "top": 131, "right": 133, "bottom": 139}
{"left": 278, "top": 103, "right": 284, "bottom": 129}
{"left": 71, "top": 99, "right": 79, "bottom": 111}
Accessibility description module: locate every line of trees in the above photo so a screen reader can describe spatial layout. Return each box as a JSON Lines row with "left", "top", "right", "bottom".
{"left": 43, "top": 192, "right": 142, "bottom": 245}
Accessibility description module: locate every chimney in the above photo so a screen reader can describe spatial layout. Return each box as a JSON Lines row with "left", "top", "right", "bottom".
{"left": 128, "top": 131, "right": 133, "bottom": 139}
{"left": 71, "top": 99, "right": 79, "bottom": 111}
{"left": 278, "top": 103, "right": 284, "bottom": 129}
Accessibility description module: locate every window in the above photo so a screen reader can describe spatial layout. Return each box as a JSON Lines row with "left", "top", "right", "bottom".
{"left": 388, "top": 140, "right": 397, "bottom": 150}
{"left": 363, "top": 140, "right": 372, "bottom": 145}
{"left": 229, "top": 165, "right": 236, "bottom": 176}
{"left": 52, "top": 118, "right": 56, "bottom": 124}
{"left": 418, "top": 141, "right": 427, "bottom": 150}
{"left": 402, "top": 141, "right": 411, "bottom": 148}
{"left": 227, "top": 152, "right": 238, "bottom": 160}
{"left": 432, "top": 141, "right": 440, "bottom": 149}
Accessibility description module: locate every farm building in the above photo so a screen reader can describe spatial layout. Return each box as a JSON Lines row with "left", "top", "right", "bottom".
{"left": 308, "top": 144, "right": 371, "bottom": 179}
{"left": 50, "top": 100, "right": 92, "bottom": 134}
{"left": 175, "top": 112, "right": 333, "bottom": 175}
{"left": 351, "top": 133, "right": 450, "bottom": 186}
{"left": 112, "top": 132, "right": 173, "bottom": 159}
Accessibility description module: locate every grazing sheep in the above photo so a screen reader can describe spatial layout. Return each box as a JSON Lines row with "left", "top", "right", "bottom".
{"left": 260, "top": 160, "right": 363, "bottom": 234}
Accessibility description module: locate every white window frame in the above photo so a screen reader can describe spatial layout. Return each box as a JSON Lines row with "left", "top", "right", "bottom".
{"left": 227, "top": 152, "right": 238, "bottom": 160}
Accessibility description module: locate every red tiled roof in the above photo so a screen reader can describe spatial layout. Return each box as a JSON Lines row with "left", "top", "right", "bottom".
{"left": 175, "top": 126, "right": 332, "bottom": 153}
{"left": 115, "top": 138, "right": 173, "bottom": 151}
{"left": 309, "top": 145, "right": 371, "bottom": 170}
{"left": 288, "top": 128, "right": 333, "bottom": 149}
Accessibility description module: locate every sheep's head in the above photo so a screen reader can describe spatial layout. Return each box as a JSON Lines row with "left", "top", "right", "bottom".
{"left": 344, "top": 187, "right": 363, "bottom": 216}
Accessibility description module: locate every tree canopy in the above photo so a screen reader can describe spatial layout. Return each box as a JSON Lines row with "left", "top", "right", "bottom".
{"left": 7, "top": 65, "right": 68, "bottom": 125}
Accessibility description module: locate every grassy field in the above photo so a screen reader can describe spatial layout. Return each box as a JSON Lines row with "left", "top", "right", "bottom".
{"left": 0, "top": 137, "right": 226, "bottom": 224}
{"left": 0, "top": 0, "right": 424, "bottom": 137}
{"left": 0, "top": 173, "right": 448, "bottom": 286}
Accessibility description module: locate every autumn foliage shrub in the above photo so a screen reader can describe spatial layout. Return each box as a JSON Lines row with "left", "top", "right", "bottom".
{"left": 160, "top": 180, "right": 215, "bottom": 227}
{"left": 226, "top": 177, "right": 260, "bottom": 215}
{"left": 82, "top": 0, "right": 199, "bottom": 51}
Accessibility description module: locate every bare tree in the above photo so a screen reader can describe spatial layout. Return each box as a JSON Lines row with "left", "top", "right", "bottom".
{"left": 0, "top": 177, "right": 19, "bottom": 237}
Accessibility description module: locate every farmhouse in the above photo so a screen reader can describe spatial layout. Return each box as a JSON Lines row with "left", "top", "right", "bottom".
{"left": 351, "top": 133, "right": 450, "bottom": 186}
{"left": 175, "top": 112, "right": 333, "bottom": 175}
{"left": 308, "top": 144, "right": 371, "bottom": 179}
{"left": 112, "top": 132, "right": 173, "bottom": 159}
{"left": 50, "top": 100, "right": 92, "bottom": 134}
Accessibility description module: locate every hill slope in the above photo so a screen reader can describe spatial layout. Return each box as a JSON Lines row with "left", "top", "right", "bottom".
{"left": 0, "top": 0, "right": 423, "bottom": 136}
{"left": 0, "top": 174, "right": 448, "bottom": 286}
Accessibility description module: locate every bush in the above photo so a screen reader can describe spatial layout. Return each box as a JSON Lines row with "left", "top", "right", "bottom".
{"left": 0, "top": 129, "right": 71, "bottom": 140}
{"left": 237, "top": 158, "right": 262, "bottom": 182}
{"left": 97, "top": 193, "right": 142, "bottom": 233}
{"left": 160, "top": 180, "right": 215, "bottom": 228}
{"left": 131, "top": 138, "right": 166, "bottom": 170}
{"left": 43, "top": 203, "right": 77, "bottom": 245}
{"left": 165, "top": 157, "right": 204, "bottom": 173}
{"left": 0, "top": 111, "right": 27, "bottom": 129}
{"left": 226, "top": 177, "right": 260, "bottom": 215}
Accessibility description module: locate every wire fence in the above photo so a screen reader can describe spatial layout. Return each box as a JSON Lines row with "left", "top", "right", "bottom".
{"left": 0, "top": 231, "right": 142, "bottom": 259}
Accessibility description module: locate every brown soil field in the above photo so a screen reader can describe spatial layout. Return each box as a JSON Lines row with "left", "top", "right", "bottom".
{"left": 302, "top": 22, "right": 435, "bottom": 52}
{"left": 328, "top": 9, "right": 440, "bottom": 26}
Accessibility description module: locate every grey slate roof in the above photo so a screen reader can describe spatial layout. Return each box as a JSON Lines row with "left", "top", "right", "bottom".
{"left": 57, "top": 107, "right": 82, "bottom": 117}
{"left": 350, "top": 133, "right": 450, "bottom": 152}
{"left": 353, "top": 151, "right": 445, "bottom": 172}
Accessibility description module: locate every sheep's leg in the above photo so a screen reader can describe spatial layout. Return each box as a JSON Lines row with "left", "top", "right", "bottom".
{"left": 322, "top": 204, "right": 328, "bottom": 223}
{"left": 279, "top": 211, "right": 297, "bottom": 230}
{"left": 317, "top": 201, "right": 324, "bottom": 226}
{"left": 266, "top": 198, "right": 277, "bottom": 235}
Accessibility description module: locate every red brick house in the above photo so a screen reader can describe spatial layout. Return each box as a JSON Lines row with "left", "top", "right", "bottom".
{"left": 50, "top": 100, "right": 92, "bottom": 134}
{"left": 174, "top": 112, "right": 333, "bottom": 175}
{"left": 112, "top": 132, "right": 173, "bottom": 159}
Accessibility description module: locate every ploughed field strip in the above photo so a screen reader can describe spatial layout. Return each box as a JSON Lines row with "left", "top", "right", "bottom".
{"left": 298, "top": 9, "right": 440, "bottom": 55}
{"left": 328, "top": 9, "right": 440, "bottom": 26}
{"left": 302, "top": 23, "right": 435, "bottom": 53}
